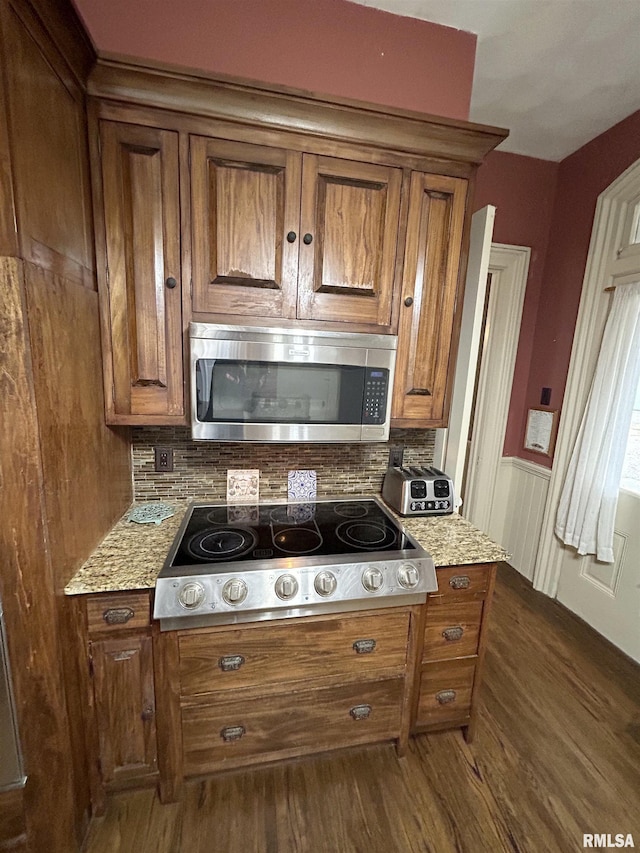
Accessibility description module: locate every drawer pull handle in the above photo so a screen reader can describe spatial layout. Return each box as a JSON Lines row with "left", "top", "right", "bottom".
{"left": 436, "top": 689, "right": 457, "bottom": 705}
{"left": 449, "top": 575, "right": 471, "bottom": 590}
{"left": 221, "top": 725, "right": 245, "bottom": 742}
{"left": 103, "top": 607, "right": 134, "bottom": 625}
{"left": 442, "top": 626, "right": 464, "bottom": 642}
{"left": 219, "top": 654, "right": 245, "bottom": 672}
{"left": 352, "top": 638, "right": 376, "bottom": 655}
{"left": 349, "top": 704, "right": 372, "bottom": 721}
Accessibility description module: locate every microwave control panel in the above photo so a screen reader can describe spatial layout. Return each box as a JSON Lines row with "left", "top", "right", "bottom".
{"left": 362, "top": 368, "right": 389, "bottom": 425}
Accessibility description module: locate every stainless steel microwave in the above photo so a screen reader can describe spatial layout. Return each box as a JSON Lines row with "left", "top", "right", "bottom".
{"left": 190, "top": 323, "right": 397, "bottom": 442}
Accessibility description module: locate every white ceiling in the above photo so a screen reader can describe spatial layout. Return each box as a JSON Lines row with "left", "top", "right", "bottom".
{"left": 350, "top": 0, "right": 640, "bottom": 161}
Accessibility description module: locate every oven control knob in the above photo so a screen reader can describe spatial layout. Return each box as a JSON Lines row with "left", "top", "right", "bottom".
{"left": 222, "top": 578, "right": 248, "bottom": 605}
{"left": 314, "top": 571, "right": 337, "bottom": 597}
{"left": 275, "top": 574, "right": 299, "bottom": 601}
{"left": 397, "top": 563, "right": 420, "bottom": 589}
{"left": 362, "top": 566, "right": 384, "bottom": 593}
{"left": 178, "top": 581, "right": 206, "bottom": 610}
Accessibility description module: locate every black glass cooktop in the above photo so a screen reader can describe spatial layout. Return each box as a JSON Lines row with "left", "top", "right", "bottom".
{"left": 170, "top": 499, "right": 416, "bottom": 567}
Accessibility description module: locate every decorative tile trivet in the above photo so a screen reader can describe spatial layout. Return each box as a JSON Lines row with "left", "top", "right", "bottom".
{"left": 288, "top": 470, "right": 317, "bottom": 502}
{"left": 127, "top": 502, "right": 175, "bottom": 525}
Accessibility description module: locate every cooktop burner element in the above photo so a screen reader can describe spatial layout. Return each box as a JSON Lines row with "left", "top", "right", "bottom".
{"left": 335, "top": 519, "right": 397, "bottom": 550}
{"left": 154, "top": 496, "right": 437, "bottom": 629}
{"left": 186, "top": 527, "right": 258, "bottom": 561}
{"left": 272, "top": 525, "right": 323, "bottom": 554}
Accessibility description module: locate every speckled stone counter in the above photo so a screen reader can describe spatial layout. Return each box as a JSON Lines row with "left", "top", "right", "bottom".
{"left": 64, "top": 500, "right": 507, "bottom": 596}
{"left": 398, "top": 513, "right": 507, "bottom": 567}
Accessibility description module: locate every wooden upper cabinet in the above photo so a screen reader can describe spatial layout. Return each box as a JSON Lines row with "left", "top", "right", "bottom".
{"left": 98, "top": 121, "right": 184, "bottom": 423}
{"left": 191, "top": 137, "right": 301, "bottom": 318}
{"left": 297, "top": 156, "right": 401, "bottom": 327}
{"left": 392, "top": 172, "right": 468, "bottom": 427}
{"left": 191, "top": 137, "right": 401, "bottom": 331}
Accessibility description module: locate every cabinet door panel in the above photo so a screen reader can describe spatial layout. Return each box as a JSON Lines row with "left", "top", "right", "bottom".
{"left": 297, "top": 156, "right": 401, "bottom": 328}
{"left": 428, "top": 564, "right": 492, "bottom": 603}
{"left": 182, "top": 677, "right": 403, "bottom": 776}
{"left": 179, "top": 610, "right": 409, "bottom": 697}
{"left": 422, "top": 600, "right": 483, "bottom": 661}
{"left": 415, "top": 657, "right": 475, "bottom": 728}
{"left": 191, "top": 137, "right": 300, "bottom": 318}
{"left": 100, "top": 122, "right": 183, "bottom": 421}
{"left": 392, "top": 173, "right": 467, "bottom": 425}
{"left": 91, "top": 634, "right": 157, "bottom": 787}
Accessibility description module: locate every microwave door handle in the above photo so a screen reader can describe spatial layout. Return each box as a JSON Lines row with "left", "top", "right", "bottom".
{"left": 196, "top": 360, "right": 215, "bottom": 421}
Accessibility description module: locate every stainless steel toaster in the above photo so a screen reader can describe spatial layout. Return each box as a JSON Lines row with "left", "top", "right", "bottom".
{"left": 381, "top": 466, "right": 455, "bottom": 516}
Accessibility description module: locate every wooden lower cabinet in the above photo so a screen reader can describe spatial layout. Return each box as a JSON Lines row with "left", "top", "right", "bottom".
{"left": 411, "top": 562, "right": 497, "bottom": 742}
{"left": 91, "top": 634, "right": 157, "bottom": 787}
{"left": 78, "top": 566, "right": 499, "bottom": 806}
{"left": 155, "top": 606, "right": 419, "bottom": 793}
{"left": 81, "top": 591, "right": 158, "bottom": 813}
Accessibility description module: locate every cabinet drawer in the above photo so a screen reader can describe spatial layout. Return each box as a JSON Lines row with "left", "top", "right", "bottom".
{"left": 429, "top": 565, "right": 492, "bottom": 603}
{"left": 415, "top": 658, "right": 476, "bottom": 727}
{"left": 178, "top": 611, "right": 410, "bottom": 697}
{"left": 422, "top": 601, "right": 483, "bottom": 662}
{"left": 87, "top": 592, "right": 151, "bottom": 636}
{"left": 182, "top": 677, "right": 403, "bottom": 776}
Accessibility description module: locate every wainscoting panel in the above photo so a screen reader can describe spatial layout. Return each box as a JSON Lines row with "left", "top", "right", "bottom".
{"left": 489, "top": 457, "right": 551, "bottom": 581}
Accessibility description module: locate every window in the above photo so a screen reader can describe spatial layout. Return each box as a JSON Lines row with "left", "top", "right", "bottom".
{"left": 630, "top": 200, "right": 640, "bottom": 246}
{"left": 620, "top": 372, "right": 640, "bottom": 494}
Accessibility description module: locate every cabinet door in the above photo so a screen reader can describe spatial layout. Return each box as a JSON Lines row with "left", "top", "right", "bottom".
{"left": 191, "top": 137, "right": 301, "bottom": 319}
{"left": 392, "top": 173, "right": 468, "bottom": 425}
{"left": 91, "top": 634, "right": 157, "bottom": 788}
{"left": 100, "top": 122, "right": 183, "bottom": 422}
{"left": 297, "top": 156, "right": 401, "bottom": 329}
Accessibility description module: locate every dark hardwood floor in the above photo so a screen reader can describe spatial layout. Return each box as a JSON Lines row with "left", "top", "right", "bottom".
{"left": 83, "top": 565, "right": 640, "bottom": 853}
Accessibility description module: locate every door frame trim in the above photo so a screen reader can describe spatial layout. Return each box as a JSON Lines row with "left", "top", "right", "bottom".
{"left": 533, "top": 156, "right": 640, "bottom": 595}
{"left": 464, "top": 243, "right": 530, "bottom": 534}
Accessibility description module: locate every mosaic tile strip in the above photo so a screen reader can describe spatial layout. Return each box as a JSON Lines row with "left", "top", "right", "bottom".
{"left": 132, "top": 427, "right": 436, "bottom": 502}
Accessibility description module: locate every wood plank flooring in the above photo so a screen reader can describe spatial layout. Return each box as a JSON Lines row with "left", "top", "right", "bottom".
{"left": 83, "top": 565, "right": 640, "bottom": 853}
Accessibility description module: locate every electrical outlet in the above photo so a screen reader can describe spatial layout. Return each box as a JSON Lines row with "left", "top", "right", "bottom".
{"left": 154, "top": 447, "right": 174, "bottom": 473}
{"left": 388, "top": 446, "right": 404, "bottom": 468}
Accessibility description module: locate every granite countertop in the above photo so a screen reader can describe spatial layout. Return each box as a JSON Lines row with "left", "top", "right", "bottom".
{"left": 64, "top": 499, "right": 508, "bottom": 596}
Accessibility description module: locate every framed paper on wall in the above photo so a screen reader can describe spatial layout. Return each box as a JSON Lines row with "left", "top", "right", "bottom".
{"left": 524, "top": 408, "right": 559, "bottom": 457}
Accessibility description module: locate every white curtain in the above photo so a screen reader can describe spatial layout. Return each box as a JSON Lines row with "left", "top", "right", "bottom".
{"left": 555, "top": 280, "right": 640, "bottom": 562}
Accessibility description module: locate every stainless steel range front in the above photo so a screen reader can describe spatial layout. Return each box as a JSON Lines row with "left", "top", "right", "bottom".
{"left": 153, "top": 497, "right": 437, "bottom": 630}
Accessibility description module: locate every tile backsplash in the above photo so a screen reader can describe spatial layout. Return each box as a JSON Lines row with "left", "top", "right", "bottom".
{"left": 132, "top": 427, "right": 435, "bottom": 502}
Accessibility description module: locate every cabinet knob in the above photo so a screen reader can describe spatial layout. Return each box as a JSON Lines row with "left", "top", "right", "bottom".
{"left": 165, "top": 277, "right": 178, "bottom": 289}
{"left": 436, "top": 689, "right": 457, "bottom": 705}
{"left": 349, "top": 704, "right": 372, "bottom": 721}
{"left": 442, "top": 626, "right": 464, "bottom": 642}
{"left": 141, "top": 705, "right": 154, "bottom": 722}
{"left": 352, "top": 638, "right": 376, "bottom": 655}
{"left": 286, "top": 231, "right": 297, "bottom": 243}
{"left": 102, "top": 607, "right": 134, "bottom": 625}
{"left": 219, "top": 654, "right": 245, "bottom": 672}
{"left": 221, "top": 725, "right": 245, "bottom": 742}
{"left": 404, "top": 296, "right": 414, "bottom": 307}
{"left": 303, "top": 233, "right": 313, "bottom": 245}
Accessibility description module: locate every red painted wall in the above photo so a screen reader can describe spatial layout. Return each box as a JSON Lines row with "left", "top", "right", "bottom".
{"left": 473, "top": 152, "right": 559, "bottom": 460}
{"left": 73, "top": 0, "right": 476, "bottom": 119}
{"left": 524, "top": 109, "right": 640, "bottom": 465}
{"left": 475, "top": 111, "right": 640, "bottom": 468}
